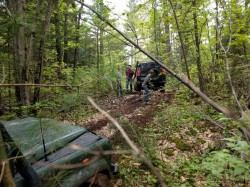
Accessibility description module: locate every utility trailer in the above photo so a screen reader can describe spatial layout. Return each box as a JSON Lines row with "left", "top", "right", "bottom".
{"left": 1, "top": 117, "right": 112, "bottom": 187}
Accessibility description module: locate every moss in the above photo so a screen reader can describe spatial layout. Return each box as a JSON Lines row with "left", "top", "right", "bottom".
{"left": 194, "top": 121, "right": 210, "bottom": 132}
{"left": 172, "top": 137, "right": 192, "bottom": 151}
{"left": 167, "top": 136, "right": 173, "bottom": 142}
{"left": 188, "top": 128, "right": 197, "bottom": 136}
{"left": 164, "top": 148, "right": 174, "bottom": 156}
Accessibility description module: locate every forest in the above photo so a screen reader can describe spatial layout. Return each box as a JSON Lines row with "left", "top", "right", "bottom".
{"left": 0, "top": 0, "right": 249, "bottom": 186}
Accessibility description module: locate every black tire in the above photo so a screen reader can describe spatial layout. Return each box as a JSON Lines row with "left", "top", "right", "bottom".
{"left": 134, "top": 82, "right": 142, "bottom": 91}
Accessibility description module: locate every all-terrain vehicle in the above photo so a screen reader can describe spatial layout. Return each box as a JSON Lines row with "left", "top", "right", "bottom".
{"left": 0, "top": 117, "right": 112, "bottom": 187}
{"left": 134, "top": 61, "right": 166, "bottom": 91}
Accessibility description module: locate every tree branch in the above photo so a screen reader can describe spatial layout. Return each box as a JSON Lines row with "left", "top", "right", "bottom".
{"left": 216, "top": 0, "right": 244, "bottom": 114}
{"left": 88, "top": 97, "right": 167, "bottom": 187}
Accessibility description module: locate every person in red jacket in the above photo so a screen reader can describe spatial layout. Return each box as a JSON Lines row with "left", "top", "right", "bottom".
{"left": 125, "top": 65, "right": 134, "bottom": 93}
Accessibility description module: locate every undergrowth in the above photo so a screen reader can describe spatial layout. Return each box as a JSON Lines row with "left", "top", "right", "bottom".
{"left": 117, "top": 89, "right": 250, "bottom": 186}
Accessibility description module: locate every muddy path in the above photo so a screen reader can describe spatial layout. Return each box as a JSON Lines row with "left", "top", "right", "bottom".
{"left": 82, "top": 90, "right": 175, "bottom": 137}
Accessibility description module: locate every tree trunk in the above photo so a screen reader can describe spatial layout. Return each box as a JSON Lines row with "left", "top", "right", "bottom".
{"left": 153, "top": 2, "right": 159, "bottom": 59}
{"left": 242, "top": 1, "right": 249, "bottom": 64}
{"left": 73, "top": 3, "right": 83, "bottom": 77}
{"left": 100, "top": 28, "right": 104, "bottom": 73}
{"left": 33, "top": 1, "right": 54, "bottom": 104}
{"left": 54, "top": 1, "right": 63, "bottom": 77}
{"left": 8, "top": 0, "right": 31, "bottom": 106}
{"left": 192, "top": 0, "right": 207, "bottom": 94}
{"left": 64, "top": 5, "right": 70, "bottom": 68}
{"left": 214, "top": 0, "right": 220, "bottom": 82}
{"left": 96, "top": 28, "right": 100, "bottom": 71}
{"left": 168, "top": 0, "right": 191, "bottom": 80}
{"left": 161, "top": 0, "right": 173, "bottom": 65}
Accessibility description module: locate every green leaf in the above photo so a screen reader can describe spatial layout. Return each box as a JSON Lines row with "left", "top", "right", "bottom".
{"left": 234, "top": 166, "right": 246, "bottom": 176}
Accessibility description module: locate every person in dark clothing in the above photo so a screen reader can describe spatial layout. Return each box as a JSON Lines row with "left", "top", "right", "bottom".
{"left": 142, "top": 69, "right": 155, "bottom": 104}
{"left": 150, "top": 68, "right": 166, "bottom": 91}
{"left": 125, "top": 65, "right": 134, "bottom": 92}
{"left": 0, "top": 122, "right": 40, "bottom": 187}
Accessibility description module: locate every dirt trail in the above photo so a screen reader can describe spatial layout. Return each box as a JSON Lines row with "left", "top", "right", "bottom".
{"left": 83, "top": 90, "right": 175, "bottom": 137}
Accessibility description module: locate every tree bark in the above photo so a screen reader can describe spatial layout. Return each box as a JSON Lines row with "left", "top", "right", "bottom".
{"left": 168, "top": 0, "right": 191, "bottom": 80}
{"left": 153, "top": 2, "right": 159, "bottom": 59}
{"left": 8, "top": 0, "right": 31, "bottom": 106}
{"left": 73, "top": 3, "right": 83, "bottom": 76}
{"left": 192, "top": 0, "right": 207, "bottom": 94}
{"left": 162, "top": 0, "right": 173, "bottom": 65}
{"left": 96, "top": 28, "right": 100, "bottom": 71}
{"left": 214, "top": 0, "right": 220, "bottom": 82}
{"left": 100, "top": 28, "right": 104, "bottom": 73}
{"left": 64, "top": 5, "right": 70, "bottom": 68}
{"left": 33, "top": 0, "right": 54, "bottom": 104}
{"left": 54, "top": 1, "right": 63, "bottom": 77}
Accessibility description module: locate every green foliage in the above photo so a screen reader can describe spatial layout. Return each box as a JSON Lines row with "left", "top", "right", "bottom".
{"left": 201, "top": 137, "right": 250, "bottom": 183}
{"left": 119, "top": 155, "right": 159, "bottom": 186}
{"left": 116, "top": 86, "right": 249, "bottom": 186}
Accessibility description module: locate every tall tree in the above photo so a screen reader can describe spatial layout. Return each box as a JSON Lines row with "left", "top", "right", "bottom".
{"left": 33, "top": 0, "right": 55, "bottom": 103}
{"left": 54, "top": 0, "right": 63, "bottom": 77}
{"left": 192, "top": 0, "right": 206, "bottom": 93}
{"left": 92, "top": 0, "right": 109, "bottom": 72}
{"left": 7, "top": 0, "right": 33, "bottom": 106}
{"left": 161, "top": 0, "right": 173, "bottom": 65}
{"left": 73, "top": 1, "right": 84, "bottom": 76}
{"left": 63, "top": 3, "right": 70, "bottom": 67}
{"left": 168, "top": 0, "right": 191, "bottom": 79}
{"left": 152, "top": 1, "right": 160, "bottom": 59}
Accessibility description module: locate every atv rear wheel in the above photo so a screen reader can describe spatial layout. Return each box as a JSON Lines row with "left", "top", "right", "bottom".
{"left": 134, "top": 82, "right": 141, "bottom": 91}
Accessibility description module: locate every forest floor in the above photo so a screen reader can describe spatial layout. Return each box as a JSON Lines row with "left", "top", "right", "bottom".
{"left": 77, "top": 89, "right": 229, "bottom": 186}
